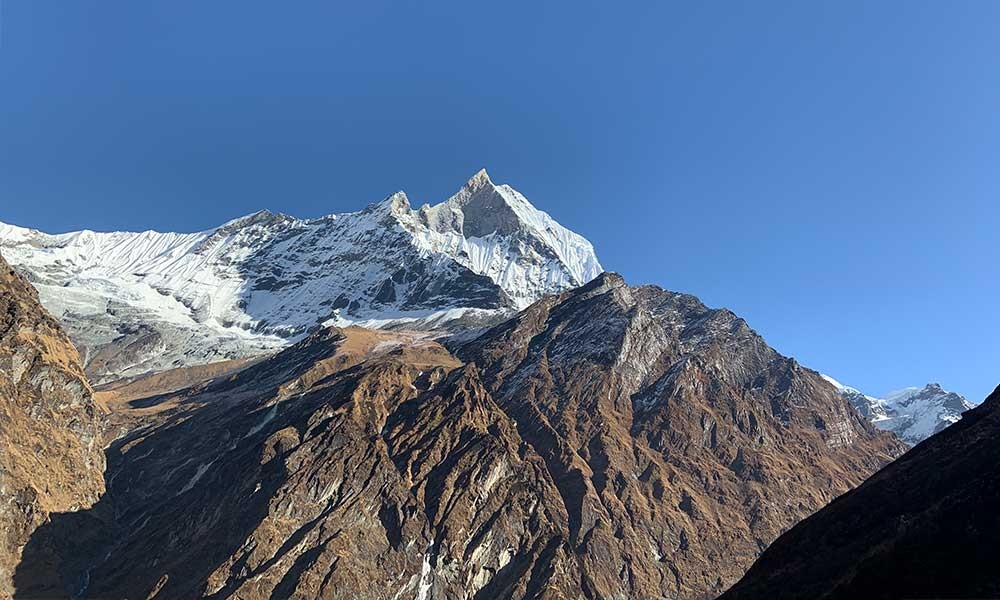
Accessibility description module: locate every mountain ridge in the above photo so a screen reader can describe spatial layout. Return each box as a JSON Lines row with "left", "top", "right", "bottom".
{"left": 0, "top": 170, "right": 602, "bottom": 384}
{"left": 11, "top": 272, "right": 905, "bottom": 599}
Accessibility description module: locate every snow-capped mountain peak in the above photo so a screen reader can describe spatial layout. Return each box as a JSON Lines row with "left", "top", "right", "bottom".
{"left": 823, "top": 376, "right": 974, "bottom": 445}
{"left": 0, "top": 170, "right": 603, "bottom": 382}
{"left": 384, "top": 169, "right": 601, "bottom": 308}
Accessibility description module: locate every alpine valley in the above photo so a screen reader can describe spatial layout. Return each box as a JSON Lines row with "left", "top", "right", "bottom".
{"left": 0, "top": 170, "right": 983, "bottom": 599}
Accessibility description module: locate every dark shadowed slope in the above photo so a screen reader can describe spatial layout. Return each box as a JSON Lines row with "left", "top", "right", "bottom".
{"left": 721, "top": 384, "right": 1000, "bottom": 600}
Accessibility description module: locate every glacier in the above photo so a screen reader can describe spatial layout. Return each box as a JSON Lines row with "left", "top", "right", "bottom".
{"left": 0, "top": 169, "right": 602, "bottom": 382}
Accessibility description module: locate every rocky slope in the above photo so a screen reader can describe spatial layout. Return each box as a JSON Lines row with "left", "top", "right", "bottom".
{"left": 0, "top": 170, "right": 601, "bottom": 384}
{"left": 13, "top": 274, "right": 904, "bottom": 599}
{"left": 0, "top": 254, "right": 105, "bottom": 596}
{"left": 822, "top": 375, "right": 974, "bottom": 445}
{"left": 721, "top": 383, "right": 1000, "bottom": 600}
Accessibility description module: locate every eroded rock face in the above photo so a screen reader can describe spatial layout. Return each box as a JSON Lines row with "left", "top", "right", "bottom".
{"left": 13, "top": 275, "right": 905, "bottom": 599}
{"left": 456, "top": 273, "right": 906, "bottom": 597}
{"left": 721, "top": 384, "right": 1000, "bottom": 600}
{"left": 0, "top": 254, "right": 105, "bottom": 596}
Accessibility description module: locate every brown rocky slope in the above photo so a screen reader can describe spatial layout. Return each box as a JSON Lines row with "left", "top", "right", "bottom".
{"left": 721, "top": 384, "right": 1000, "bottom": 600}
{"left": 0, "top": 254, "right": 105, "bottom": 596}
{"left": 14, "top": 273, "right": 904, "bottom": 599}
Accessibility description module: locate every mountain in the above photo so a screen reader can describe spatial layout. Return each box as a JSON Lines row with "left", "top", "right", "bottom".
{"left": 822, "top": 375, "right": 974, "bottom": 445}
{"left": 0, "top": 169, "right": 601, "bottom": 384}
{"left": 876, "top": 384, "right": 975, "bottom": 444}
{"left": 14, "top": 273, "right": 905, "bottom": 599}
{"left": 0, "top": 254, "right": 105, "bottom": 596}
{"left": 721, "top": 383, "right": 1000, "bottom": 600}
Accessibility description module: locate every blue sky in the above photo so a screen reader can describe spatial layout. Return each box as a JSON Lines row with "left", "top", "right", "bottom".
{"left": 1, "top": 2, "right": 997, "bottom": 401}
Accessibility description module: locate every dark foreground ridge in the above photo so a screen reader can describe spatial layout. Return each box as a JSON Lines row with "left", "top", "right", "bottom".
{"left": 721, "top": 384, "right": 1000, "bottom": 600}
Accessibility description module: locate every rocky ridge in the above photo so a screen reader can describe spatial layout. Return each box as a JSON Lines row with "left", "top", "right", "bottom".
{"left": 0, "top": 253, "right": 105, "bottom": 596}
{"left": 12, "top": 273, "right": 905, "bottom": 599}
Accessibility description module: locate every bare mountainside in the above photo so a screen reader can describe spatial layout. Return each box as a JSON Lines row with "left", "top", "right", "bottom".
{"left": 722, "top": 384, "right": 1000, "bottom": 599}
{"left": 13, "top": 273, "right": 904, "bottom": 599}
{"left": 0, "top": 170, "right": 601, "bottom": 384}
{"left": 0, "top": 254, "right": 105, "bottom": 596}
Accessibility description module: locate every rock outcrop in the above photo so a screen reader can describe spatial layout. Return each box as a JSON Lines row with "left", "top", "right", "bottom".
{"left": 721, "top": 384, "right": 1000, "bottom": 600}
{"left": 0, "top": 254, "right": 105, "bottom": 596}
{"left": 13, "top": 274, "right": 904, "bottom": 599}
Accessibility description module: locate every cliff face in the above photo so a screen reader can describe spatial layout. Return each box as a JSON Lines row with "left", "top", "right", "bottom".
{"left": 0, "top": 254, "right": 105, "bottom": 595}
{"left": 13, "top": 274, "right": 904, "bottom": 599}
{"left": 721, "top": 384, "right": 1000, "bottom": 600}
{"left": 456, "top": 273, "right": 906, "bottom": 597}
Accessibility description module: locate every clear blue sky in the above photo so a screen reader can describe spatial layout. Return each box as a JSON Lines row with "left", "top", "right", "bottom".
{"left": 1, "top": 2, "right": 997, "bottom": 401}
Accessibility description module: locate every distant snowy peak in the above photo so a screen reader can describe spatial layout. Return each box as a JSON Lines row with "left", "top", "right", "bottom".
{"left": 878, "top": 383, "right": 975, "bottom": 444}
{"left": 0, "top": 169, "right": 603, "bottom": 382}
{"left": 823, "top": 376, "right": 974, "bottom": 446}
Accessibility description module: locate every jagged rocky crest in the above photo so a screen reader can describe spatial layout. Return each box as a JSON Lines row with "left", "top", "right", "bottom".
{"left": 0, "top": 170, "right": 601, "bottom": 384}
{"left": 13, "top": 273, "right": 905, "bottom": 599}
{"left": 0, "top": 254, "right": 105, "bottom": 596}
{"left": 722, "top": 384, "right": 1000, "bottom": 599}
